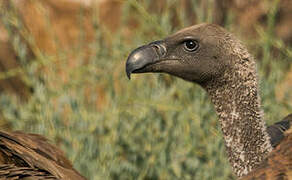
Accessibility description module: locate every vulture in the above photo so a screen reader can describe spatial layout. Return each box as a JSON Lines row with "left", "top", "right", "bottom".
{"left": 125, "top": 23, "right": 292, "bottom": 178}
{"left": 0, "top": 130, "right": 86, "bottom": 179}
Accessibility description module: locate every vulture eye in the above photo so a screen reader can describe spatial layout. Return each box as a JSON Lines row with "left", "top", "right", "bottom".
{"left": 184, "top": 40, "right": 199, "bottom": 52}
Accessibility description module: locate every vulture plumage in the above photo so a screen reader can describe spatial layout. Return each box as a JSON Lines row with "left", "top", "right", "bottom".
{"left": 125, "top": 23, "right": 292, "bottom": 178}
{"left": 0, "top": 131, "right": 85, "bottom": 179}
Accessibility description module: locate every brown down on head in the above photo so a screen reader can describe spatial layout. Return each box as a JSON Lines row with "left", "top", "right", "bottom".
{"left": 125, "top": 23, "right": 292, "bottom": 178}
{"left": 0, "top": 131, "right": 86, "bottom": 180}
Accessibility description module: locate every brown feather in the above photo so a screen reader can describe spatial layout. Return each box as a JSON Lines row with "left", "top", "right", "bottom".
{"left": 241, "top": 122, "right": 292, "bottom": 180}
{"left": 0, "top": 131, "right": 86, "bottom": 180}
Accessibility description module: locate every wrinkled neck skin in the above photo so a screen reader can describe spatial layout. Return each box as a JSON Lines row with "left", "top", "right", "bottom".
{"left": 203, "top": 57, "right": 272, "bottom": 177}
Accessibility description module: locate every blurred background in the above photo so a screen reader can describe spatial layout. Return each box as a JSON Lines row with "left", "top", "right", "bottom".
{"left": 0, "top": 0, "right": 291, "bottom": 179}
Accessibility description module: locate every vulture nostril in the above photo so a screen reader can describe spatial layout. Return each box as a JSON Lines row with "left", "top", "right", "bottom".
{"left": 154, "top": 44, "right": 166, "bottom": 57}
{"left": 153, "top": 44, "right": 160, "bottom": 50}
{"left": 149, "top": 41, "right": 166, "bottom": 57}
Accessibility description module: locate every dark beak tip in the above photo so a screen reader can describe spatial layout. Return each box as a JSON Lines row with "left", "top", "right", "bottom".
{"left": 125, "top": 61, "right": 133, "bottom": 80}
{"left": 126, "top": 71, "right": 131, "bottom": 80}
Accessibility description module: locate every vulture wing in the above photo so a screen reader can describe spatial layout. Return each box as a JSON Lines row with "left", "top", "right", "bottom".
{"left": 0, "top": 131, "right": 85, "bottom": 180}
{"left": 241, "top": 114, "right": 292, "bottom": 179}
{"left": 268, "top": 114, "right": 292, "bottom": 148}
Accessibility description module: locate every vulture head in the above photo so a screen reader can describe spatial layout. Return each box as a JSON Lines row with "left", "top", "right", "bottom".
{"left": 126, "top": 23, "right": 244, "bottom": 86}
{"left": 125, "top": 22, "right": 292, "bottom": 179}
{"left": 125, "top": 23, "right": 270, "bottom": 177}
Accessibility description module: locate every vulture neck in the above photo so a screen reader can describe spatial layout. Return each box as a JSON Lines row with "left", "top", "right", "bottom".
{"left": 203, "top": 59, "right": 272, "bottom": 177}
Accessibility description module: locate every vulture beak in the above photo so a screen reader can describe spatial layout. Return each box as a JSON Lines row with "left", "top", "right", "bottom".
{"left": 125, "top": 41, "right": 166, "bottom": 79}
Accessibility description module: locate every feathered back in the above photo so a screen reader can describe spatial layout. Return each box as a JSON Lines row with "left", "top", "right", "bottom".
{"left": 268, "top": 114, "right": 292, "bottom": 148}
{"left": 0, "top": 131, "right": 85, "bottom": 180}
{"left": 242, "top": 114, "right": 292, "bottom": 179}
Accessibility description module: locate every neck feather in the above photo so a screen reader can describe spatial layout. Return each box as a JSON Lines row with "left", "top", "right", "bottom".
{"left": 203, "top": 58, "right": 272, "bottom": 177}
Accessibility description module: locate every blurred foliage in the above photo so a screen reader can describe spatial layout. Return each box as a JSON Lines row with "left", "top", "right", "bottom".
{"left": 0, "top": 0, "right": 291, "bottom": 179}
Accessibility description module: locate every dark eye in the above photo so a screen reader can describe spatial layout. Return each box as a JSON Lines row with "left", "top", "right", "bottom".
{"left": 184, "top": 40, "right": 199, "bottom": 52}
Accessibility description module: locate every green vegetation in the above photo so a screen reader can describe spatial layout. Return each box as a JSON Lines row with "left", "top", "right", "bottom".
{"left": 0, "top": 1, "right": 291, "bottom": 179}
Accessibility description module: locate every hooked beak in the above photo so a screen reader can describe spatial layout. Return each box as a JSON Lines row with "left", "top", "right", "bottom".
{"left": 125, "top": 41, "right": 166, "bottom": 79}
